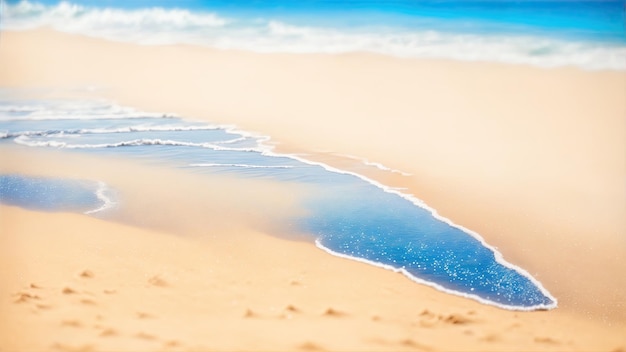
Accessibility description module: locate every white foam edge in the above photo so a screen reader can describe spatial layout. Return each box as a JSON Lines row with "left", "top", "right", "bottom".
{"left": 331, "top": 152, "right": 413, "bottom": 176}
{"left": 84, "top": 180, "right": 115, "bottom": 215}
{"left": 314, "top": 239, "right": 555, "bottom": 311}
{"left": 257, "top": 143, "right": 558, "bottom": 311}
{"left": 77, "top": 124, "right": 225, "bottom": 134}
{"left": 189, "top": 163, "right": 295, "bottom": 169}
{"left": 2, "top": 125, "right": 220, "bottom": 138}
{"left": 213, "top": 136, "right": 249, "bottom": 144}
{"left": 12, "top": 135, "right": 262, "bottom": 152}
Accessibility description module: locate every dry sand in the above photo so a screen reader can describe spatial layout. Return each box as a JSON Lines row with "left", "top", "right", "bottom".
{"left": 3, "top": 202, "right": 622, "bottom": 352}
{"left": 0, "top": 29, "right": 625, "bottom": 351}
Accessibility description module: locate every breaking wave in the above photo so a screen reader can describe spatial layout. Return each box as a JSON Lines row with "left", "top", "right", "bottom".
{"left": 1, "top": 0, "right": 624, "bottom": 70}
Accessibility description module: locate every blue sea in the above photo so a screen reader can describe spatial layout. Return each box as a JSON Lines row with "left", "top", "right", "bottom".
{"left": 0, "top": 97, "right": 557, "bottom": 310}
{"left": 1, "top": 0, "right": 625, "bottom": 69}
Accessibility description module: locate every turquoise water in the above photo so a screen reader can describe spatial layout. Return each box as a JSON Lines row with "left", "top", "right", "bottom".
{"left": 0, "top": 98, "right": 557, "bottom": 310}
{"left": 2, "top": 0, "right": 625, "bottom": 69}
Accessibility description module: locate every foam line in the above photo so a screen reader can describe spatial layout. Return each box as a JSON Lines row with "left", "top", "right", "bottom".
{"left": 1, "top": 124, "right": 225, "bottom": 138}
{"left": 84, "top": 181, "right": 115, "bottom": 215}
{"left": 189, "top": 163, "right": 295, "bottom": 169}
{"left": 78, "top": 124, "right": 225, "bottom": 133}
{"left": 13, "top": 135, "right": 263, "bottom": 152}
{"left": 314, "top": 239, "right": 555, "bottom": 311}
{"left": 332, "top": 152, "right": 413, "bottom": 176}
{"left": 257, "top": 142, "right": 558, "bottom": 311}
{"left": 213, "top": 136, "right": 249, "bottom": 144}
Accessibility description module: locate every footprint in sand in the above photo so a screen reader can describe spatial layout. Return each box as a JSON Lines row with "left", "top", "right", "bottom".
{"left": 534, "top": 336, "right": 560, "bottom": 344}
{"left": 442, "top": 313, "right": 473, "bottom": 325}
{"left": 60, "top": 319, "right": 83, "bottom": 328}
{"left": 36, "top": 303, "right": 53, "bottom": 310}
{"left": 147, "top": 275, "right": 169, "bottom": 287}
{"left": 59, "top": 286, "right": 98, "bottom": 306}
{"left": 163, "top": 340, "right": 182, "bottom": 348}
{"left": 279, "top": 305, "right": 302, "bottom": 319}
{"left": 13, "top": 291, "right": 41, "bottom": 303}
{"left": 51, "top": 342, "right": 95, "bottom": 352}
{"left": 136, "top": 311, "right": 155, "bottom": 319}
{"left": 243, "top": 308, "right": 257, "bottom": 318}
{"left": 400, "top": 338, "right": 432, "bottom": 351}
{"left": 419, "top": 309, "right": 435, "bottom": 318}
{"left": 79, "top": 299, "right": 97, "bottom": 306}
{"left": 135, "top": 332, "right": 157, "bottom": 340}
{"left": 62, "top": 287, "right": 78, "bottom": 295}
{"left": 99, "top": 328, "right": 118, "bottom": 337}
{"left": 285, "top": 304, "right": 300, "bottom": 313}
{"left": 298, "top": 341, "right": 324, "bottom": 351}
{"left": 480, "top": 333, "right": 500, "bottom": 342}
{"left": 417, "top": 309, "right": 438, "bottom": 327}
{"left": 322, "top": 307, "right": 346, "bottom": 317}
{"left": 418, "top": 310, "right": 473, "bottom": 327}
{"left": 79, "top": 270, "right": 95, "bottom": 279}
{"left": 13, "top": 289, "right": 55, "bottom": 312}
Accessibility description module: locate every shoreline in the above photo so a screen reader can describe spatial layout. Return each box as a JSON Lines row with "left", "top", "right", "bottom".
{"left": 2, "top": 131, "right": 559, "bottom": 312}
{"left": 0, "top": 148, "right": 624, "bottom": 350}
{"left": 1, "top": 29, "right": 625, "bottom": 350}
{"left": 265, "top": 148, "right": 558, "bottom": 311}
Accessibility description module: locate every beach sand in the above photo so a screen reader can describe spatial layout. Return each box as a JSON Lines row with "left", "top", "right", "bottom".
{"left": 1, "top": 29, "right": 625, "bottom": 351}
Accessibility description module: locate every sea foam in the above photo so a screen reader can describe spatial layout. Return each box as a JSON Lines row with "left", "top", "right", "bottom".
{"left": 13, "top": 135, "right": 262, "bottom": 152}
{"left": 189, "top": 163, "right": 296, "bottom": 169}
{"left": 1, "top": 0, "right": 624, "bottom": 70}
{"left": 84, "top": 180, "right": 116, "bottom": 215}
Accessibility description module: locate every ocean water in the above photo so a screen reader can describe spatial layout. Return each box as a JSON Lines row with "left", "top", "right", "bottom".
{"left": 0, "top": 174, "right": 113, "bottom": 213}
{"left": 0, "top": 97, "right": 557, "bottom": 310}
{"left": 1, "top": 0, "right": 625, "bottom": 69}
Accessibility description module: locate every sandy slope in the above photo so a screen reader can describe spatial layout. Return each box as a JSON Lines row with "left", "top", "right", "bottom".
{"left": 0, "top": 29, "right": 625, "bottom": 351}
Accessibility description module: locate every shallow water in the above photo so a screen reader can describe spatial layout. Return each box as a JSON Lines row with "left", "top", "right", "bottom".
{"left": 0, "top": 174, "right": 112, "bottom": 214}
{"left": 0, "top": 97, "right": 557, "bottom": 310}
